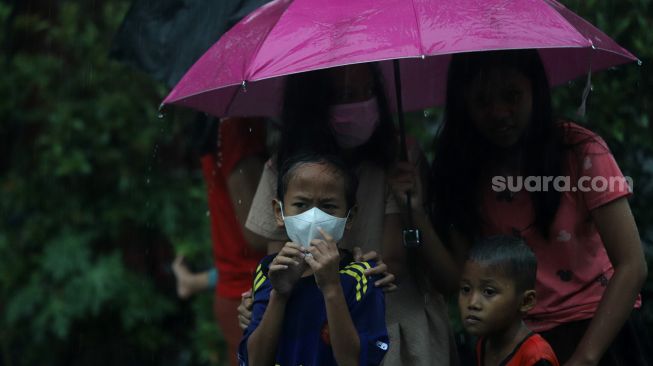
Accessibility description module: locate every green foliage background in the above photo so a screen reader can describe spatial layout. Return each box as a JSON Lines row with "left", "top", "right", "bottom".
{"left": 0, "top": 1, "right": 651, "bottom": 365}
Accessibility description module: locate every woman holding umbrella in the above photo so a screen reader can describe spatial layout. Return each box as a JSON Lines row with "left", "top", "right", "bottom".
{"left": 391, "top": 49, "right": 650, "bottom": 365}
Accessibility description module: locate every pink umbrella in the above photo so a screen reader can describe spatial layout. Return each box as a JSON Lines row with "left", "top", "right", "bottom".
{"left": 161, "top": 0, "right": 638, "bottom": 118}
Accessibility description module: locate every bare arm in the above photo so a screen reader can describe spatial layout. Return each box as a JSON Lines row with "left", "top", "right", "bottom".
{"left": 565, "top": 197, "right": 647, "bottom": 366}
{"left": 307, "top": 230, "right": 360, "bottom": 366}
{"left": 381, "top": 213, "right": 407, "bottom": 283}
{"left": 246, "top": 290, "right": 288, "bottom": 366}
{"left": 248, "top": 243, "right": 306, "bottom": 365}
{"left": 323, "top": 285, "right": 360, "bottom": 366}
{"left": 386, "top": 160, "right": 462, "bottom": 293}
{"left": 411, "top": 209, "right": 465, "bottom": 293}
{"left": 171, "top": 256, "right": 215, "bottom": 299}
{"left": 227, "top": 155, "right": 271, "bottom": 251}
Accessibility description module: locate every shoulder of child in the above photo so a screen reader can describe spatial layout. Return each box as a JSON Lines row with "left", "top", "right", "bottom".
{"left": 339, "top": 260, "right": 381, "bottom": 302}
{"left": 251, "top": 254, "right": 276, "bottom": 295}
{"left": 519, "top": 333, "right": 560, "bottom": 366}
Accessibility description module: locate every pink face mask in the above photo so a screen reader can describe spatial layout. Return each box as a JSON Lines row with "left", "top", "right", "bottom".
{"left": 329, "top": 97, "right": 380, "bottom": 149}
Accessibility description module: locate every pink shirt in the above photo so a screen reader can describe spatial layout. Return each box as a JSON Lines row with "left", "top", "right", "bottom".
{"left": 479, "top": 122, "right": 637, "bottom": 332}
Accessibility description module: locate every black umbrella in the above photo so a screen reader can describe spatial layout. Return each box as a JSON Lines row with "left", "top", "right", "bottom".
{"left": 111, "top": 0, "right": 270, "bottom": 88}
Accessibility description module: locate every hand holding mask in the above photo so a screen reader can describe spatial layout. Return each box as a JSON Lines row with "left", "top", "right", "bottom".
{"left": 304, "top": 228, "right": 342, "bottom": 293}
{"left": 268, "top": 242, "right": 308, "bottom": 296}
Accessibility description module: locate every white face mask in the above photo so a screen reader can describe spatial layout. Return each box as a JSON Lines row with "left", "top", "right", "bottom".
{"left": 280, "top": 203, "right": 349, "bottom": 248}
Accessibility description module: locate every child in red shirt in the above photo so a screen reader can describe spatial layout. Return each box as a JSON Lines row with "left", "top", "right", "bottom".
{"left": 459, "top": 236, "right": 559, "bottom": 366}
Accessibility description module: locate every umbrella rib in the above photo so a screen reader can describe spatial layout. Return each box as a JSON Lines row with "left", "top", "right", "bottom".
{"left": 242, "top": 0, "right": 295, "bottom": 81}
{"left": 408, "top": 0, "right": 425, "bottom": 56}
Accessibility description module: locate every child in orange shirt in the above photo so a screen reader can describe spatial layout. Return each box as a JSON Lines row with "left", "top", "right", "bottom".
{"left": 459, "top": 236, "right": 559, "bottom": 366}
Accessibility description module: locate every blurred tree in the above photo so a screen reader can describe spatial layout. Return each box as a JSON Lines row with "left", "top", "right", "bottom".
{"left": 0, "top": 1, "right": 221, "bottom": 365}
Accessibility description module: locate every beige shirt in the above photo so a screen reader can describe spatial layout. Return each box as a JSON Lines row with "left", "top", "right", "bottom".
{"left": 245, "top": 156, "right": 457, "bottom": 366}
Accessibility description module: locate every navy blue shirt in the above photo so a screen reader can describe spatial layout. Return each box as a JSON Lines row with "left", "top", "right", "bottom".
{"left": 238, "top": 251, "right": 389, "bottom": 366}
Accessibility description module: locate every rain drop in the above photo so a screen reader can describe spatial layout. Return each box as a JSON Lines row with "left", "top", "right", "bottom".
{"left": 249, "top": 127, "right": 253, "bottom": 133}
{"left": 421, "top": 54, "right": 426, "bottom": 60}
{"left": 146, "top": 178, "right": 150, "bottom": 184}
{"left": 238, "top": 199, "right": 242, "bottom": 205}
{"left": 241, "top": 80, "right": 248, "bottom": 92}
{"left": 637, "top": 60, "right": 643, "bottom": 66}
{"left": 206, "top": 211, "right": 211, "bottom": 216}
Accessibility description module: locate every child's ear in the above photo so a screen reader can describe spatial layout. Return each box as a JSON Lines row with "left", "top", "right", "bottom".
{"left": 273, "top": 199, "right": 285, "bottom": 228}
{"left": 345, "top": 205, "right": 358, "bottom": 230}
{"left": 520, "top": 289, "right": 536, "bottom": 314}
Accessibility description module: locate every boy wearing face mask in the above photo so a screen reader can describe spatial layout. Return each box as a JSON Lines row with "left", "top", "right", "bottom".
{"left": 238, "top": 153, "right": 389, "bottom": 366}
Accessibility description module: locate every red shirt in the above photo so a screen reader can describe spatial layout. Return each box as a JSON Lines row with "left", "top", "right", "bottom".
{"left": 201, "top": 117, "right": 267, "bottom": 299}
{"left": 476, "top": 333, "right": 560, "bottom": 366}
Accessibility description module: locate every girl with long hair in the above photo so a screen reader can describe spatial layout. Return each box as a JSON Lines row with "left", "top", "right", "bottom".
{"left": 391, "top": 49, "right": 649, "bottom": 365}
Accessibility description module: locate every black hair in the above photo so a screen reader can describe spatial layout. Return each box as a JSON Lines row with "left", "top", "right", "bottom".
{"left": 467, "top": 235, "right": 537, "bottom": 293}
{"left": 276, "top": 152, "right": 358, "bottom": 210}
{"left": 431, "top": 49, "right": 563, "bottom": 241}
{"left": 275, "top": 63, "right": 397, "bottom": 173}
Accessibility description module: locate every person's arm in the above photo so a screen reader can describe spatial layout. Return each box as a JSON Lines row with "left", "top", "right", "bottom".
{"left": 242, "top": 162, "right": 290, "bottom": 252}
{"left": 246, "top": 289, "right": 288, "bottom": 366}
{"left": 171, "top": 256, "right": 217, "bottom": 299}
{"left": 236, "top": 242, "right": 307, "bottom": 332}
{"left": 380, "top": 213, "right": 407, "bottom": 282}
{"left": 227, "top": 155, "right": 271, "bottom": 251}
{"left": 386, "top": 160, "right": 462, "bottom": 293}
{"left": 247, "top": 243, "right": 306, "bottom": 365}
{"left": 306, "top": 229, "right": 360, "bottom": 366}
{"left": 565, "top": 197, "right": 647, "bottom": 366}
{"left": 323, "top": 282, "right": 360, "bottom": 366}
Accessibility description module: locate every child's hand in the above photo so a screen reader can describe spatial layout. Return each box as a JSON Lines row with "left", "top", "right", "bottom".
{"left": 237, "top": 289, "right": 253, "bottom": 330}
{"left": 269, "top": 242, "right": 307, "bottom": 296}
{"left": 305, "top": 228, "right": 341, "bottom": 294}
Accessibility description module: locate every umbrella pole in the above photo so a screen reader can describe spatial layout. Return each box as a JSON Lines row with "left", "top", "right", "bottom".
{"left": 393, "top": 60, "right": 421, "bottom": 248}
{"left": 393, "top": 60, "right": 409, "bottom": 162}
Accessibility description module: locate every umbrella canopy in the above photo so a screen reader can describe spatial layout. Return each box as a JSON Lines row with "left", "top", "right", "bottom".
{"left": 162, "top": 0, "right": 638, "bottom": 117}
